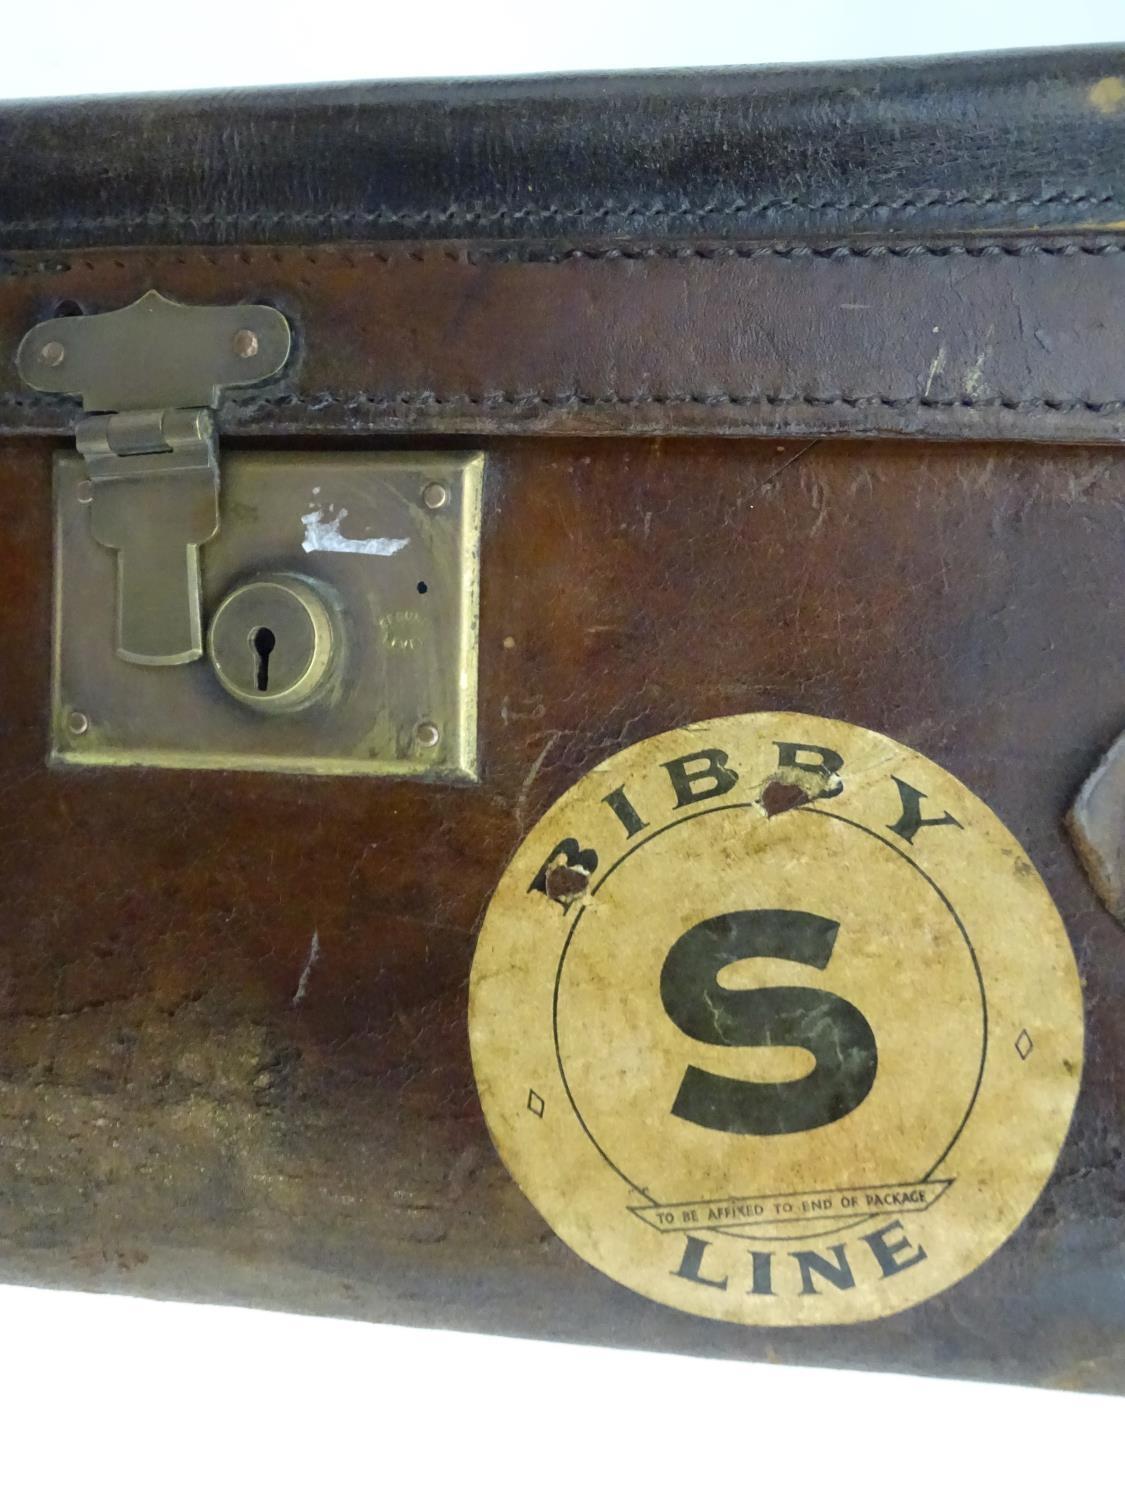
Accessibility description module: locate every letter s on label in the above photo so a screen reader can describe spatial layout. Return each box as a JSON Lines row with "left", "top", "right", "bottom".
{"left": 659, "top": 909, "right": 878, "bottom": 1136}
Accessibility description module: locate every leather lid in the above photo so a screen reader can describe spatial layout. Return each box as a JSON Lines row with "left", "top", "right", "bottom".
{"left": 3, "top": 48, "right": 1125, "bottom": 444}
{"left": 1, "top": 46, "right": 1123, "bottom": 250}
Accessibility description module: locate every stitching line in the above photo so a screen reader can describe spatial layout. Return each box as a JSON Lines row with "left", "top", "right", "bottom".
{"left": 2, "top": 239, "right": 1123, "bottom": 277}
{"left": 0, "top": 188, "right": 1118, "bottom": 238}
{"left": 3, "top": 392, "right": 1120, "bottom": 415}
{"left": 474, "top": 243, "right": 1125, "bottom": 263}
{"left": 252, "top": 392, "right": 1125, "bottom": 413}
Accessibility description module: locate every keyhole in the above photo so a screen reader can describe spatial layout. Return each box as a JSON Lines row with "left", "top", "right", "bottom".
{"left": 252, "top": 626, "right": 276, "bottom": 691}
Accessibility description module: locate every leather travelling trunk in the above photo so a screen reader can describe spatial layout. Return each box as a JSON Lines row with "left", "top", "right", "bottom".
{"left": 1, "top": 45, "right": 1124, "bottom": 1392}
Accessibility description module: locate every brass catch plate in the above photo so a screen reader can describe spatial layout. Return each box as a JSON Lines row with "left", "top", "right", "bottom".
{"left": 52, "top": 452, "right": 483, "bottom": 780}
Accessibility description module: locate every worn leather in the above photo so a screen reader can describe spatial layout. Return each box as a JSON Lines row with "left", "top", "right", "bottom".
{"left": 5, "top": 48, "right": 1124, "bottom": 445}
{"left": 1, "top": 48, "right": 1123, "bottom": 249}
{"left": 0, "top": 435, "right": 1123, "bottom": 1391}
{"left": 2, "top": 236, "right": 1125, "bottom": 444}
{"left": 1, "top": 50, "right": 1124, "bottom": 1392}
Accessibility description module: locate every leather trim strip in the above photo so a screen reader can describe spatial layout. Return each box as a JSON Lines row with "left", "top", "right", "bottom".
{"left": 2, "top": 235, "right": 1123, "bottom": 443}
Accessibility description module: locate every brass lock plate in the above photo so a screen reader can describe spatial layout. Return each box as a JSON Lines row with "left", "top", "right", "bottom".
{"left": 52, "top": 452, "right": 483, "bottom": 780}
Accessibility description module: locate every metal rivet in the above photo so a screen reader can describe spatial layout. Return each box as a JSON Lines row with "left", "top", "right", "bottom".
{"left": 40, "top": 340, "right": 66, "bottom": 367}
{"left": 422, "top": 482, "right": 448, "bottom": 510}
{"left": 67, "top": 710, "right": 89, "bottom": 736}
{"left": 415, "top": 720, "right": 441, "bottom": 749}
{"left": 75, "top": 480, "right": 94, "bottom": 504}
{"left": 232, "top": 328, "right": 259, "bottom": 359}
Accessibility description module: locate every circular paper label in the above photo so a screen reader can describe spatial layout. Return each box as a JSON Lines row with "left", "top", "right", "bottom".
{"left": 469, "top": 714, "right": 1083, "bottom": 1326}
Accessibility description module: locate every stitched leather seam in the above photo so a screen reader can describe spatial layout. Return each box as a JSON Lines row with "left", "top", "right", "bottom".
{"left": 0, "top": 188, "right": 1117, "bottom": 238}
{"left": 3, "top": 239, "right": 1122, "bottom": 280}
{"left": 4, "top": 391, "right": 1121, "bottom": 415}
{"left": 274, "top": 393, "right": 1125, "bottom": 413}
{"left": 478, "top": 243, "right": 1124, "bottom": 264}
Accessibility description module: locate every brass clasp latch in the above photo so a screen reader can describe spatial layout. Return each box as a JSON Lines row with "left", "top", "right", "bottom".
{"left": 18, "top": 290, "right": 291, "bottom": 665}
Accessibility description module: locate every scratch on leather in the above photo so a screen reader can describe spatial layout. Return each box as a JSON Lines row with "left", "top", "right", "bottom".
{"left": 291, "top": 930, "right": 321, "bottom": 1008}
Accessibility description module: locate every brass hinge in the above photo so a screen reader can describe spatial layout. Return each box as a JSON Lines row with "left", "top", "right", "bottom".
{"left": 18, "top": 291, "right": 291, "bottom": 665}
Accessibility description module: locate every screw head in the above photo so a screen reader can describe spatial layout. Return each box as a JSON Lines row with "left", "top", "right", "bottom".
{"left": 40, "top": 340, "right": 65, "bottom": 368}
{"left": 422, "top": 482, "right": 448, "bottom": 511}
{"left": 415, "top": 720, "right": 441, "bottom": 749}
{"left": 75, "top": 480, "right": 93, "bottom": 504}
{"left": 66, "top": 710, "right": 89, "bottom": 736}
{"left": 232, "top": 328, "right": 260, "bottom": 359}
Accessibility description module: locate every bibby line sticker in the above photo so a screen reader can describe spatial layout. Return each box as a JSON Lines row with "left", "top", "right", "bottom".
{"left": 468, "top": 714, "right": 1083, "bottom": 1326}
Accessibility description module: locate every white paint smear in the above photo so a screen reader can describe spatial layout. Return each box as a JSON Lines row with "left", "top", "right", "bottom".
{"left": 301, "top": 506, "right": 409, "bottom": 557}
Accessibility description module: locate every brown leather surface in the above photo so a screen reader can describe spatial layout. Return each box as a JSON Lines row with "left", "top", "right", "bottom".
{"left": 0, "top": 433, "right": 1122, "bottom": 1392}
{"left": 3, "top": 235, "right": 1125, "bottom": 444}
{"left": 2, "top": 47, "right": 1123, "bottom": 249}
